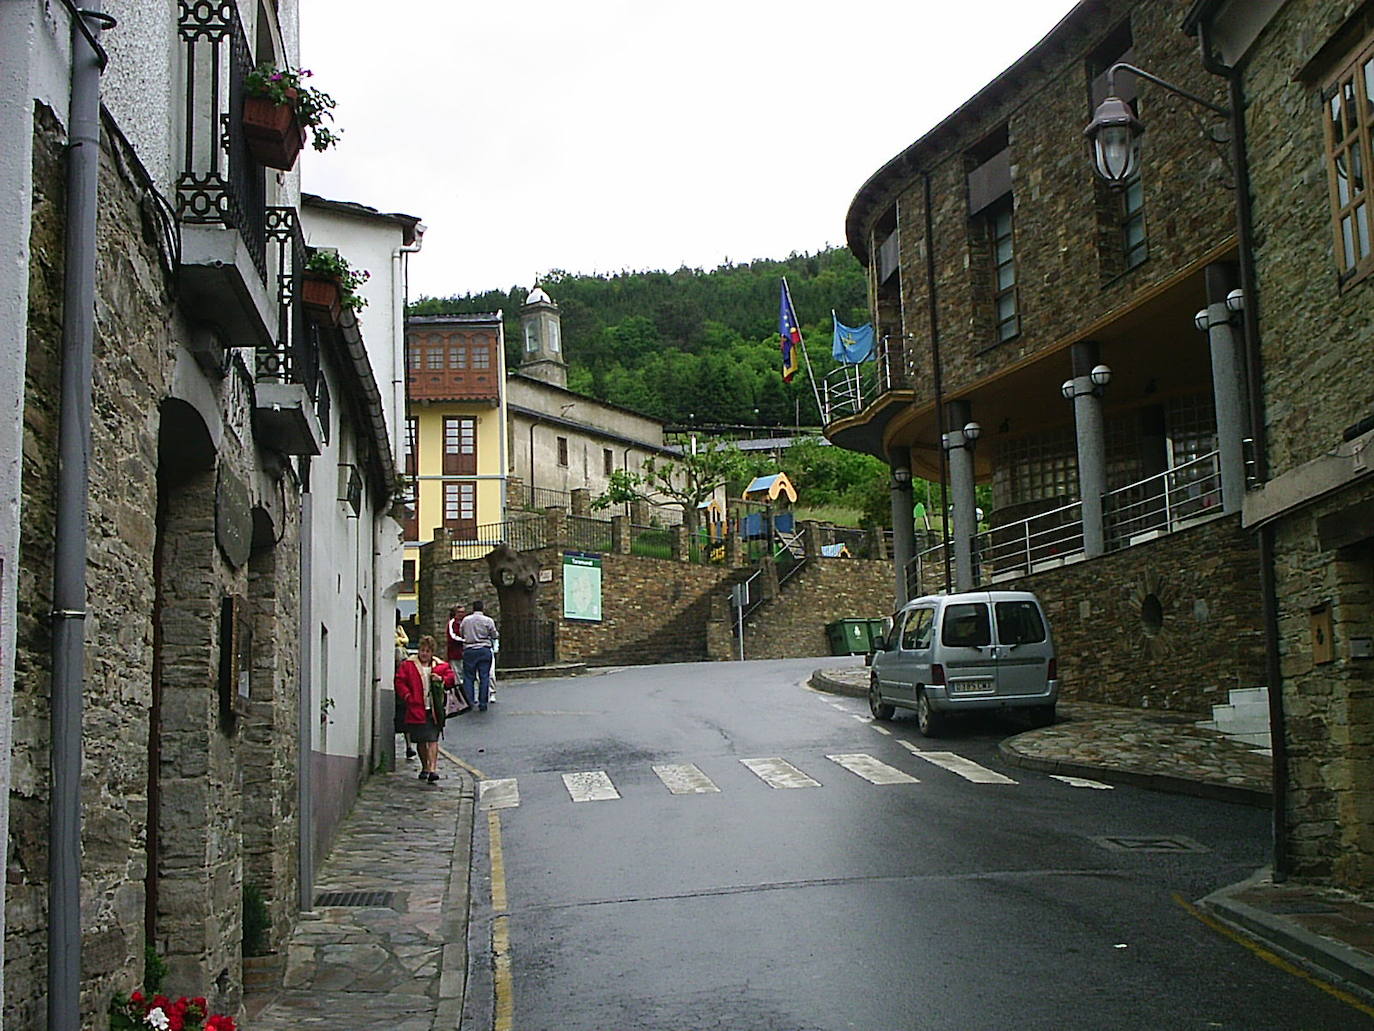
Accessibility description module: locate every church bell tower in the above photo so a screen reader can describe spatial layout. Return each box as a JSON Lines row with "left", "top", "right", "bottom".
{"left": 518, "top": 287, "right": 567, "bottom": 388}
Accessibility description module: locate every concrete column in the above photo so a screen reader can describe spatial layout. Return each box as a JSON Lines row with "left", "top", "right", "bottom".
{"left": 944, "top": 400, "right": 978, "bottom": 591}
{"left": 1070, "top": 341, "right": 1108, "bottom": 558}
{"left": 888, "top": 446, "right": 915, "bottom": 608}
{"left": 1203, "top": 263, "right": 1247, "bottom": 514}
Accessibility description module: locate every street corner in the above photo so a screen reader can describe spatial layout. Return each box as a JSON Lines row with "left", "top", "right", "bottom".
{"left": 808, "top": 667, "right": 869, "bottom": 697}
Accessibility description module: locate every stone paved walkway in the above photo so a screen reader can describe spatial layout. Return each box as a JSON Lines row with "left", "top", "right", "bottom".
{"left": 249, "top": 757, "right": 474, "bottom": 1031}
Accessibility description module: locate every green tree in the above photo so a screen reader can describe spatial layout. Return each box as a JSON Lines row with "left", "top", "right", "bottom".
{"left": 591, "top": 442, "right": 748, "bottom": 532}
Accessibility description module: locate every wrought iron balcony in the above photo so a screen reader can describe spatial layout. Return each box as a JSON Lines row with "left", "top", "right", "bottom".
{"left": 177, "top": 0, "right": 267, "bottom": 280}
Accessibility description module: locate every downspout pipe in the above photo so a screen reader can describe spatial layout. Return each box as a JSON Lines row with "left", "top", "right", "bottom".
{"left": 51, "top": 4, "right": 111, "bottom": 1028}
{"left": 923, "top": 171, "right": 951, "bottom": 593}
{"left": 1196, "top": 19, "right": 1286, "bottom": 880}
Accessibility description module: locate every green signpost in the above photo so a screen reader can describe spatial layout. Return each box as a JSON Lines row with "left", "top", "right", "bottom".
{"left": 562, "top": 551, "right": 603, "bottom": 622}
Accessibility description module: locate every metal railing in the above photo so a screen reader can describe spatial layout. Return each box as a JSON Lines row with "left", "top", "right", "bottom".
{"left": 975, "top": 498, "right": 1085, "bottom": 578}
{"left": 177, "top": 0, "right": 267, "bottom": 281}
{"left": 260, "top": 206, "right": 319, "bottom": 398}
{"left": 448, "top": 518, "right": 548, "bottom": 560}
{"left": 515, "top": 485, "right": 572, "bottom": 511}
{"left": 1104, "top": 450, "right": 1222, "bottom": 549}
{"left": 567, "top": 514, "right": 613, "bottom": 553}
{"left": 820, "top": 335, "right": 913, "bottom": 424}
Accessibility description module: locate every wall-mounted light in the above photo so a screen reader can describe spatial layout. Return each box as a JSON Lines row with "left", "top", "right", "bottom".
{"left": 1090, "top": 364, "right": 1112, "bottom": 387}
{"left": 962, "top": 421, "right": 981, "bottom": 442}
{"left": 1063, "top": 365, "right": 1112, "bottom": 399}
{"left": 1061, "top": 379, "right": 1076, "bottom": 400}
{"left": 1225, "top": 287, "right": 1245, "bottom": 313}
{"left": 1194, "top": 308, "right": 1211, "bottom": 333}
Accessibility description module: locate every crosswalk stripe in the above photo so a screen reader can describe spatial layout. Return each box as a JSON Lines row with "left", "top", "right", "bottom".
{"left": 479, "top": 778, "right": 521, "bottom": 810}
{"left": 740, "top": 757, "right": 821, "bottom": 789}
{"left": 562, "top": 771, "right": 620, "bottom": 802}
{"left": 871, "top": 726, "right": 893, "bottom": 736}
{"left": 850, "top": 714, "right": 872, "bottom": 723}
{"left": 1051, "top": 774, "right": 1114, "bottom": 790}
{"left": 827, "top": 753, "right": 919, "bottom": 785}
{"left": 897, "top": 740, "right": 1017, "bottom": 784}
{"left": 653, "top": 763, "right": 720, "bottom": 794}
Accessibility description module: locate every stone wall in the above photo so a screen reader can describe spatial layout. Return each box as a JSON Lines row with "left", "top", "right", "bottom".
{"left": 7, "top": 105, "right": 303, "bottom": 1027}
{"left": 743, "top": 558, "right": 895, "bottom": 660}
{"left": 1001, "top": 514, "right": 1264, "bottom": 714}
{"left": 1234, "top": 1, "right": 1374, "bottom": 889}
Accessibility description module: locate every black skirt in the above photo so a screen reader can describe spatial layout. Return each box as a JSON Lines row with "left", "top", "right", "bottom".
{"left": 404, "top": 713, "right": 441, "bottom": 743}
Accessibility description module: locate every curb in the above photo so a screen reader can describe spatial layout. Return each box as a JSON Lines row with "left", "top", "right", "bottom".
{"left": 1199, "top": 870, "right": 1374, "bottom": 1006}
{"left": 809, "top": 670, "right": 866, "bottom": 698}
{"left": 997, "top": 741, "right": 1272, "bottom": 808}
{"left": 495, "top": 662, "right": 587, "bottom": 680}
{"left": 433, "top": 766, "right": 477, "bottom": 1031}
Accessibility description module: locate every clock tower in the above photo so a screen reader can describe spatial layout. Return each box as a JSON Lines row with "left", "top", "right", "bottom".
{"left": 518, "top": 286, "right": 567, "bottom": 388}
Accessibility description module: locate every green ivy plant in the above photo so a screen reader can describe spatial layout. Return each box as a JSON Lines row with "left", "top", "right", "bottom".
{"left": 243, "top": 65, "right": 340, "bottom": 152}
{"left": 305, "top": 250, "right": 370, "bottom": 311}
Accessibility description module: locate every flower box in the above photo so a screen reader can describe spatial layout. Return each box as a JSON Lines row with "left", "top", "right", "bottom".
{"left": 301, "top": 273, "right": 342, "bottom": 325}
{"left": 242, "top": 95, "right": 305, "bottom": 171}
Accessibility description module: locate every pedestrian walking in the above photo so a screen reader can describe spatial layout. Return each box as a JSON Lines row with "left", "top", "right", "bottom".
{"left": 394, "top": 634, "right": 457, "bottom": 782}
{"left": 459, "top": 600, "right": 499, "bottom": 711}
{"left": 394, "top": 621, "right": 417, "bottom": 761}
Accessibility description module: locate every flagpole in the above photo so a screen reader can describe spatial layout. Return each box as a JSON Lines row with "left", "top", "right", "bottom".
{"left": 783, "top": 277, "right": 824, "bottom": 425}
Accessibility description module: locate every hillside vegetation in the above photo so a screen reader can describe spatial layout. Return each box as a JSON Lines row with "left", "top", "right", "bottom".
{"left": 410, "top": 248, "right": 868, "bottom": 428}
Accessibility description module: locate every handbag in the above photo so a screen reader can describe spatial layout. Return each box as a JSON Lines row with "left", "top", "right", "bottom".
{"left": 444, "top": 683, "right": 470, "bottom": 717}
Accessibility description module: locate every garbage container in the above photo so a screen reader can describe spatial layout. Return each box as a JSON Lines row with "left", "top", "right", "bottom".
{"left": 826, "top": 619, "right": 872, "bottom": 656}
{"left": 866, "top": 619, "right": 889, "bottom": 652}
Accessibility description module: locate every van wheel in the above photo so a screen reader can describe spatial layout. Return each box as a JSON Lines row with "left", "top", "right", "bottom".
{"left": 868, "top": 682, "right": 895, "bottom": 721}
{"left": 1027, "top": 704, "right": 1056, "bottom": 728}
{"left": 916, "top": 689, "right": 945, "bottom": 738}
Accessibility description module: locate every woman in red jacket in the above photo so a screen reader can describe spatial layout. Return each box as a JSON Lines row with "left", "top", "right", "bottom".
{"left": 394, "top": 634, "right": 456, "bottom": 783}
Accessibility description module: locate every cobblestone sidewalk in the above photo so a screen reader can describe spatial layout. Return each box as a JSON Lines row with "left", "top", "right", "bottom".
{"left": 249, "top": 757, "right": 475, "bottom": 1031}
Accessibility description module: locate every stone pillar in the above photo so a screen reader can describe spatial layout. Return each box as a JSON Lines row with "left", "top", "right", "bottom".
{"left": 570, "top": 487, "right": 590, "bottom": 515}
{"left": 802, "top": 519, "right": 824, "bottom": 557}
{"left": 870, "top": 527, "right": 888, "bottom": 560}
{"left": 671, "top": 524, "right": 688, "bottom": 562}
{"left": 889, "top": 445, "right": 915, "bottom": 607}
{"left": 1069, "top": 340, "right": 1108, "bottom": 558}
{"left": 630, "top": 499, "right": 652, "bottom": 525}
{"left": 1203, "top": 262, "right": 1248, "bottom": 514}
{"left": 726, "top": 529, "right": 744, "bottom": 567}
{"left": 611, "top": 514, "right": 630, "bottom": 553}
{"left": 944, "top": 400, "right": 978, "bottom": 591}
{"left": 760, "top": 556, "right": 779, "bottom": 601}
{"left": 544, "top": 506, "right": 567, "bottom": 545}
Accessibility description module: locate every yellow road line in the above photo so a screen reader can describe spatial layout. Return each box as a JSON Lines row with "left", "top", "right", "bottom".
{"left": 493, "top": 913, "right": 514, "bottom": 1031}
{"left": 438, "top": 746, "right": 485, "bottom": 779}
{"left": 489, "top": 810, "right": 513, "bottom": 1029}
{"left": 1173, "top": 892, "right": 1374, "bottom": 1019}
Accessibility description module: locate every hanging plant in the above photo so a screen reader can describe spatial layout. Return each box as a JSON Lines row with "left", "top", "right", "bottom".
{"left": 243, "top": 65, "right": 340, "bottom": 151}
{"left": 304, "top": 250, "right": 370, "bottom": 313}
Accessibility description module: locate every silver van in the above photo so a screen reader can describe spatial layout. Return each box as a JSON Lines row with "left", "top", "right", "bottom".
{"left": 868, "top": 590, "right": 1057, "bottom": 737}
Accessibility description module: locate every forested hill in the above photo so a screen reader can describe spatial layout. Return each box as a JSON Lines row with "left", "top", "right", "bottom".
{"left": 409, "top": 248, "right": 868, "bottom": 427}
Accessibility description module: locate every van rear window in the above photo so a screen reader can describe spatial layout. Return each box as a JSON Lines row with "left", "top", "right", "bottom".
{"left": 995, "top": 601, "right": 1046, "bottom": 644}
{"left": 941, "top": 604, "right": 991, "bottom": 647}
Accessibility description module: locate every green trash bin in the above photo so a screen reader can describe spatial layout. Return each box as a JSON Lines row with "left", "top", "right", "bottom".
{"left": 866, "top": 619, "right": 889, "bottom": 652}
{"left": 826, "top": 619, "right": 872, "bottom": 656}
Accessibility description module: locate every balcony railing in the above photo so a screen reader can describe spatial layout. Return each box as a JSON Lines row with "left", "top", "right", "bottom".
{"left": 261, "top": 206, "right": 319, "bottom": 397}
{"left": 820, "top": 335, "right": 912, "bottom": 424}
{"left": 177, "top": 0, "right": 268, "bottom": 282}
{"left": 908, "top": 451, "right": 1224, "bottom": 592}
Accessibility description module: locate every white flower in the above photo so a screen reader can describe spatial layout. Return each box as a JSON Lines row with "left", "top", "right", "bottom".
{"left": 145, "top": 1007, "right": 171, "bottom": 1031}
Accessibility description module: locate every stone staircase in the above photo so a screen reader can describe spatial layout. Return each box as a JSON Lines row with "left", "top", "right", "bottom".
{"left": 1196, "top": 686, "right": 1271, "bottom": 754}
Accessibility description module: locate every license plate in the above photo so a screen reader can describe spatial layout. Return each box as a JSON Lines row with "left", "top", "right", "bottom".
{"left": 952, "top": 678, "right": 994, "bottom": 694}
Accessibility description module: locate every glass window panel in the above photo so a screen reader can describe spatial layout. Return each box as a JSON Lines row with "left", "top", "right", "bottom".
{"left": 1345, "top": 79, "right": 1358, "bottom": 133}
{"left": 1355, "top": 146, "right": 1366, "bottom": 194}
{"left": 1125, "top": 179, "right": 1144, "bottom": 210}
{"left": 1343, "top": 215, "right": 1356, "bottom": 268}
{"left": 1365, "top": 57, "right": 1374, "bottom": 118}
{"left": 1125, "top": 219, "right": 1146, "bottom": 248}
{"left": 996, "top": 264, "right": 1015, "bottom": 290}
{"left": 998, "top": 316, "right": 1019, "bottom": 341}
{"left": 1331, "top": 92, "right": 1344, "bottom": 140}
{"left": 996, "top": 294, "right": 1016, "bottom": 320}
{"left": 1358, "top": 204, "right": 1371, "bottom": 259}
{"left": 995, "top": 237, "right": 1014, "bottom": 264}
{"left": 1338, "top": 151, "right": 1351, "bottom": 205}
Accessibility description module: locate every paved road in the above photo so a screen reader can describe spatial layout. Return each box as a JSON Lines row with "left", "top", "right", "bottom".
{"left": 453, "top": 657, "right": 1368, "bottom": 1031}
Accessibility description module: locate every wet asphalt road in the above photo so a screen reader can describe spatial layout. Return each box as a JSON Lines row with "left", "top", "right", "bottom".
{"left": 454, "top": 657, "right": 1368, "bottom": 1031}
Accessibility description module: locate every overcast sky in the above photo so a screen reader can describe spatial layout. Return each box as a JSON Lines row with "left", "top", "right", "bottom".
{"left": 299, "top": 1, "right": 1081, "bottom": 301}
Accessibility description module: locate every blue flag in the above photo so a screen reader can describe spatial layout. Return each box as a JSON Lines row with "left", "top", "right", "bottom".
{"left": 778, "top": 281, "right": 801, "bottom": 382}
{"left": 832, "top": 316, "right": 875, "bottom": 363}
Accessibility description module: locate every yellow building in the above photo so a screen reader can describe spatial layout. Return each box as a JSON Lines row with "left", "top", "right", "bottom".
{"left": 399, "top": 313, "right": 508, "bottom": 631}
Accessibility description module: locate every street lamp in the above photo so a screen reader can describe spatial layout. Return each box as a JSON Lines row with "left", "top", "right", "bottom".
{"left": 1084, "top": 63, "right": 1229, "bottom": 188}
{"left": 1061, "top": 364, "right": 1112, "bottom": 399}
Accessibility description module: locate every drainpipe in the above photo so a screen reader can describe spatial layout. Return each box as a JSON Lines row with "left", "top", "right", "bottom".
{"left": 297, "top": 457, "right": 315, "bottom": 910}
{"left": 50, "top": 5, "right": 110, "bottom": 1029}
{"left": 923, "top": 171, "right": 952, "bottom": 594}
{"left": 1196, "top": 20, "right": 1286, "bottom": 880}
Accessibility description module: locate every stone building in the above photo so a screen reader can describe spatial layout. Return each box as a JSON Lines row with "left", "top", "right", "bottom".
{"left": 1, "top": 1, "right": 413, "bottom": 1024}
{"left": 1184, "top": 0, "right": 1374, "bottom": 888}
{"left": 826, "top": 0, "right": 1266, "bottom": 716}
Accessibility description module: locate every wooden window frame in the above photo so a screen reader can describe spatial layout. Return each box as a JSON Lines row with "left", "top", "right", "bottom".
{"left": 443, "top": 481, "right": 477, "bottom": 538}
{"left": 1323, "top": 31, "right": 1374, "bottom": 286}
{"left": 443, "top": 416, "right": 477, "bottom": 475}
{"left": 404, "top": 417, "right": 418, "bottom": 476}
{"left": 557, "top": 436, "right": 569, "bottom": 467}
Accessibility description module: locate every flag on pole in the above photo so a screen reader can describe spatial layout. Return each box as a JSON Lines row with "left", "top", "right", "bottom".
{"left": 831, "top": 314, "right": 876, "bottom": 363}
{"left": 778, "top": 280, "right": 801, "bottom": 382}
